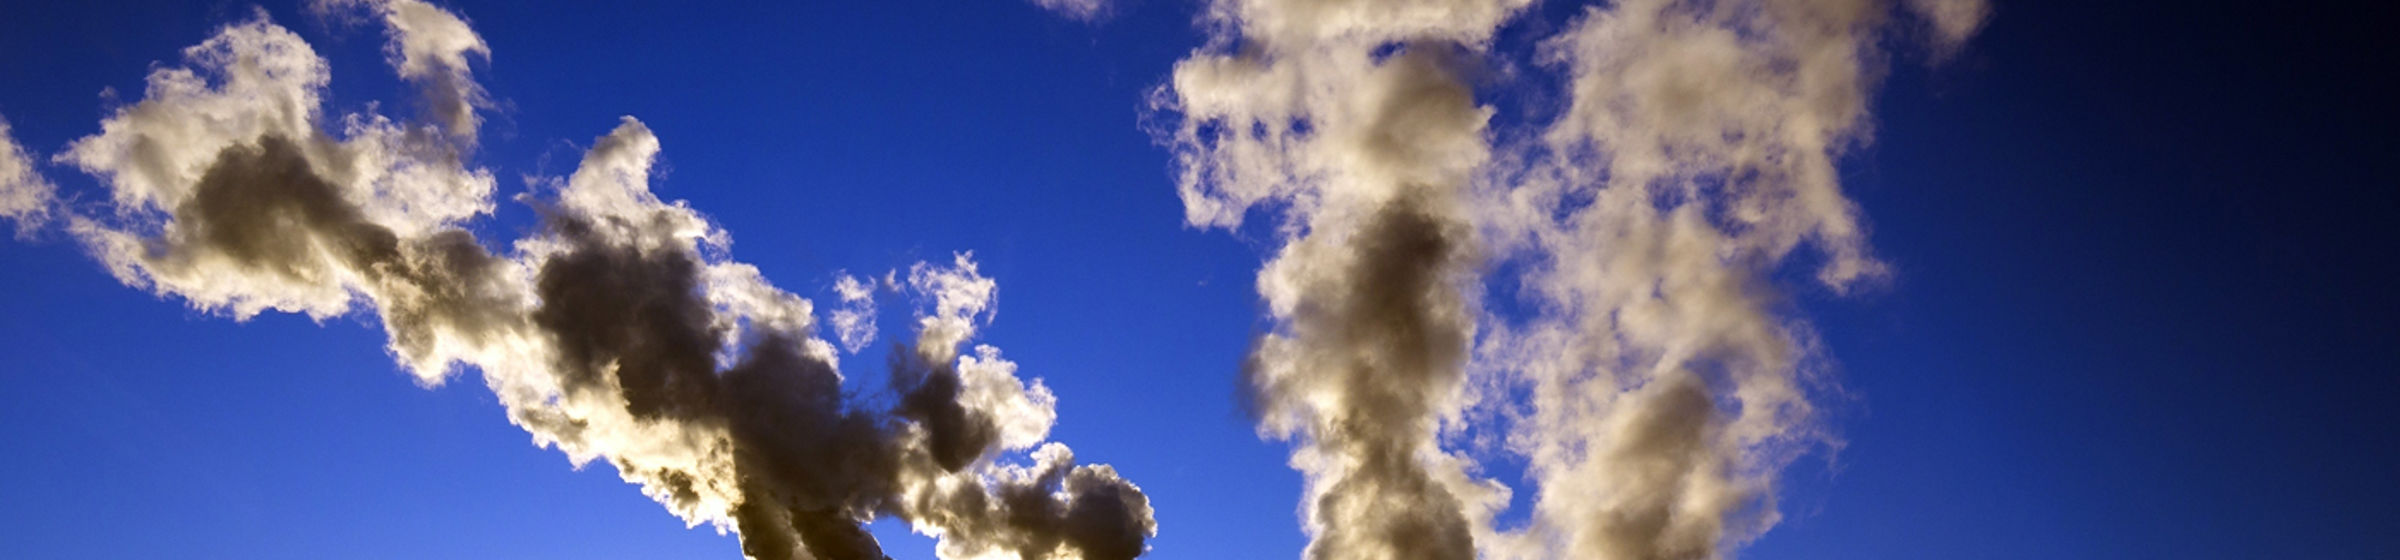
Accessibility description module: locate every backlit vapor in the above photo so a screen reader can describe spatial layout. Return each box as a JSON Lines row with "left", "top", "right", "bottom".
{"left": 1154, "top": 0, "right": 1986, "bottom": 558}
{"left": 0, "top": 117, "right": 53, "bottom": 236}
{"left": 0, "top": 3, "right": 1150, "bottom": 559}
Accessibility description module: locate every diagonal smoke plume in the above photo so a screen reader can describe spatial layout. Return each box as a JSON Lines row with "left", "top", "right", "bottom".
{"left": 4, "top": 5, "right": 1151, "bottom": 559}
{"left": 1156, "top": 0, "right": 1987, "bottom": 558}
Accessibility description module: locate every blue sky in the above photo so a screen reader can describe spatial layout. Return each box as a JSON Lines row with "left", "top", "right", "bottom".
{"left": 1, "top": 1, "right": 2394, "bottom": 559}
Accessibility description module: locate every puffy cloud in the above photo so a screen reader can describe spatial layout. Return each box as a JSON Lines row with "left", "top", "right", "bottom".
{"left": 14, "top": 7, "right": 1151, "bottom": 560}
{"left": 0, "top": 117, "right": 55, "bottom": 236}
{"left": 1158, "top": 0, "right": 1987, "bottom": 558}
{"left": 907, "top": 253, "right": 999, "bottom": 356}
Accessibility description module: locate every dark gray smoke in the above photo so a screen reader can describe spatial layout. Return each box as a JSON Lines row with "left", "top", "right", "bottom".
{"left": 166, "top": 133, "right": 522, "bottom": 374}
{"left": 892, "top": 342, "right": 1006, "bottom": 473}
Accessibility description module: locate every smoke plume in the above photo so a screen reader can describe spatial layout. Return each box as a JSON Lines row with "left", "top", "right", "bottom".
{"left": 1156, "top": 0, "right": 1987, "bottom": 558}
{"left": 3, "top": 4, "right": 1151, "bottom": 559}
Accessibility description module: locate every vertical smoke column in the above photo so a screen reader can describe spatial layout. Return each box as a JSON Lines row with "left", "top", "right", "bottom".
{"left": 1158, "top": 1, "right": 1530, "bottom": 558}
{"left": 1162, "top": 0, "right": 1988, "bottom": 558}
{"left": 1482, "top": 2, "right": 1988, "bottom": 558}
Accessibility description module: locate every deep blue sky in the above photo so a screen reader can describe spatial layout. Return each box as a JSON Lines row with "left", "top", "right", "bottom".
{"left": 2, "top": 1, "right": 2394, "bottom": 559}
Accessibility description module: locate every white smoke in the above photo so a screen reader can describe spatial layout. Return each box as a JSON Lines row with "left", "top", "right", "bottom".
{"left": 1156, "top": 0, "right": 1987, "bottom": 558}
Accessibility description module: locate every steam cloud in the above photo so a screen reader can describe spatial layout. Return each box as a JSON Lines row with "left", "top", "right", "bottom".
{"left": 1156, "top": 0, "right": 1986, "bottom": 558}
{"left": 0, "top": 2, "right": 1151, "bottom": 559}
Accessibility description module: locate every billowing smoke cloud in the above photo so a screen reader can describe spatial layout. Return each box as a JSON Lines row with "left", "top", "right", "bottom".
{"left": 5, "top": 6, "right": 1150, "bottom": 559}
{"left": 1156, "top": 0, "right": 1986, "bottom": 558}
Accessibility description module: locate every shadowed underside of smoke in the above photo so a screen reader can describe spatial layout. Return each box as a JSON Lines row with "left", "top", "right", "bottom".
{"left": 167, "top": 131, "right": 1153, "bottom": 560}
{"left": 892, "top": 343, "right": 1003, "bottom": 474}
{"left": 172, "top": 134, "right": 520, "bottom": 357}
{"left": 168, "top": 132, "right": 910, "bottom": 560}
{"left": 883, "top": 335, "right": 1156, "bottom": 560}
{"left": 528, "top": 217, "right": 895, "bottom": 558}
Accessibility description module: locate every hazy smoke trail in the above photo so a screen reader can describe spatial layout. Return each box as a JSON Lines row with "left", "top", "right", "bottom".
{"left": 0, "top": 3, "right": 1151, "bottom": 559}
{"left": 1156, "top": 0, "right": 1986, "bottom": 558}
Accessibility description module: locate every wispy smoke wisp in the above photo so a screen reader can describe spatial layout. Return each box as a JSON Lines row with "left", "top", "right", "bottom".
{"left": 830, "top": 272, "right": 880, "bottom": 354}
{"left": 0, "top": 118, "right": 55, "bottom": 236}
